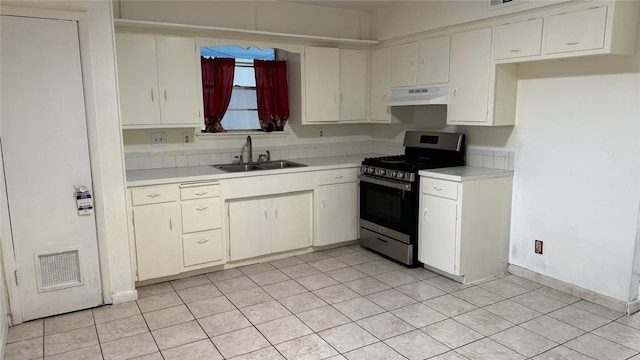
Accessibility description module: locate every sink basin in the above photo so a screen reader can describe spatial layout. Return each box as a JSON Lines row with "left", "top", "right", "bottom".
{"left": 213, "top": 160, "right": 307, "bottom": 173}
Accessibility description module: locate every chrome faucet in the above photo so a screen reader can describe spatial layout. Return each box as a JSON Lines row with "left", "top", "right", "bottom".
{"left": 245, "top": 135, "right": 253, "bottom": 164}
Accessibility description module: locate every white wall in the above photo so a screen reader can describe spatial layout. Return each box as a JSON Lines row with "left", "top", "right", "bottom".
{"left": 510, "top": 49, "right": 640, "bottom": 302}
{"left": 115, "top": 0, "right": 371, "bottom": 40}
{"left": 0, "top": 147, "right": 10, "bottom": 359}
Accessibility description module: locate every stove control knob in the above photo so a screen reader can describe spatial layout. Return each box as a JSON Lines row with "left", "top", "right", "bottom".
{"left": 368, "top": 167, "right": 376, "bottom": 174}
{"left": 378, "top": 169, "right": 386, "bottom": 176}
{"left": 397, "top": 172, "right": 405, "bottom": 179}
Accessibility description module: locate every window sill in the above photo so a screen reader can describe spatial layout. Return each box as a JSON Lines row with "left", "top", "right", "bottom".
{"left": 196, "top": 131, "right": 290, "bottom": 140}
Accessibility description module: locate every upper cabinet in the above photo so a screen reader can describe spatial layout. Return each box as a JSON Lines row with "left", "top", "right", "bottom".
{"left": 116, "top": 33, "right": 201, "bottom": 128}
{"left": 389, "top": 36, "right": 450, "bottom": 88}
{"left": 448, "top": 27, "right": 517, "bottom": 126}
{"left": 544, "top": 6, "right": 607, "bottom": 55}
{"left": 369, "top": 47, "right": 391, "bottom": 122}
{"left": 494, "top": 18, "right": 543, "bottom": 60}
{"left": 303, "top": 47, "right": 367, "bottom": 124}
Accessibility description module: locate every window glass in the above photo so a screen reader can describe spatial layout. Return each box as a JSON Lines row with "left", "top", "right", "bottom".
{"left": 201, "top": 46, "right": 275, "bottom": 131}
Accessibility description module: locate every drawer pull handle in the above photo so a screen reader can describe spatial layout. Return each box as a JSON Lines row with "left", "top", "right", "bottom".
{"left": 565, "top": 41, "right": 580, "bottom": 46}
{"left": 274, "top": 209, "right": 278, "bottom": 219}
{"left": 433, "top": 186, "right": 444, "bottom": 191}
{"left": 146, "top": 193, "right": 162, "bottom": 198}
{"left": 196, "top": 238, "right": 210, "bottom": 244}
{"left": 509, "top": 48, "right": 521, "bottom": 53}
{"left": 333, "top": 175, "right": 344, "bottom": 179}
{"left": 194, "top": 191, "right": 208, "bottom": 196}
{"left": 264, "top": 210, "right": 268, "bottom": 220}
{"left": 169, "top": 218, "right": 173, "bottom": 230}
{"left": 423, "top": 208, "right": 428, "bottom": 220}
{"left": 195, "top": 206, "right": 208, "bottom": 211}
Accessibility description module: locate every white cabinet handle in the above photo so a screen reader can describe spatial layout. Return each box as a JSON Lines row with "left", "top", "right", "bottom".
{"left": 410, "top": 59, "right": 414, "bottom": 69}
{"left": 274, "top": 209, "right": 278, "bottom": 219}
{"left": 453, "top": 88, "right": 457, "bottom": 98}
{"left": 169, "top": 217, "right": 173, "bottom": 230}
{"left": 565, "top": 41, "right": 581, "bottom": 46}
{"left": 194, "top": 191, "right": 207, "bottom": 196}
{"left": 509, "top": 48, "right": 521, "bottom": 53}
{"left": 421, "top": 58, "right": 424, "bottom": 66}
{"left": 423, "top": 208, "right": 428, "bottom": 220}
{"left": 196, "top": 238, "right": 210, "bottom": 244}
{"left": 433, "top": 186, "right": 444, "bottom": 191}
{"left": 333, "top": 175, "right": 344, "bottom": 179}
{"left": 164, "top": 89, "right": 167, "bottom": 101}
{"left": 264, "top": 210, "right": 268, "bottom": 220}
{"left": 195, "top": 206, "right": 208, "bottom": 211}
{"left": 321, "top": 199, "right": 325, "bottom": 209}
{"left": 146, "top": 193, "right": 161, "bottom": 198}
{"left": 150, "top": 89, "right": 154, "bottom": 102}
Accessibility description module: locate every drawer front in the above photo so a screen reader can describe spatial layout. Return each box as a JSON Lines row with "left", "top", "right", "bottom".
{"left": 183, "top": 231, "right": 223, "bottom": 267}
{"left": 181, "top": 199, "right": 221, "bottom": 233}
{"left": 180, "top": 183, "right": 220, "bottom": 200}
{"left": 318, "top": 168, "right": 358, "bottom": 185}
{"left": 494, "top": 18, "right": 542, "bottom": 60}
{"left": 544, "top": 6, "right": 607, "bottom": 55}
{"left": 131, "top": 185, "right": 178, "bottom": 205}
{"left": 421, "top": 178, "right": 458, "bottom": 200}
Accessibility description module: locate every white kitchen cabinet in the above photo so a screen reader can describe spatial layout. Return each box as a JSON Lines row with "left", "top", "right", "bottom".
{"left": 416, "top": 35, "right": 450, "bottom": 85}
{"left": 228, "top": 192, "right": 312, "bottom": 261}
{"left": 116, "top": 33, "right": 201, "bottom": 128}
{"left": 339, "top": 49, "right": 367, "bottom": 122}
{"left": 315, "top": 168, "right": 359, "bottom": 247}
{"left": 369, "top": 47, "right": 391, "bottom": 122}
{"left": 389, "top": 42, "right": 417, "bottom": 88}
{"left": 130, "top": 185, "right": 181, "bottom": 281}
{"left": 304, "top": 47, "right": 366, "bottom": 123}
{"left": 494, "top": 18, "right": 543, "bottom": 60}
{"left": 544, "top": 6, "right": 607, "bottom": 55}
{"left": 447, "top": 27, "right": 517, "bottom": 126}
{"left": 418, "top": 172, "right": 513, "bottom": 284}
{"left": 389, "top": 36, "right": 450, "bottom": 88}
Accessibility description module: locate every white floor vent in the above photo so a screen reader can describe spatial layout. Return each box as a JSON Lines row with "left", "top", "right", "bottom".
{"left": 36, "top": 250, "right": 82, "bottom": 292}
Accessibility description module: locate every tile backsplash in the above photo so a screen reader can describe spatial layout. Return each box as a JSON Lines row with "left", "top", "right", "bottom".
{"left": 124, "top": 140, "right": 515, "bottom": 171}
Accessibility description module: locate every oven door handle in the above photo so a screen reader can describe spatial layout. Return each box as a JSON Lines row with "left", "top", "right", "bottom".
{"left": 359, "top": 175, "right": 412, "bottom": 191}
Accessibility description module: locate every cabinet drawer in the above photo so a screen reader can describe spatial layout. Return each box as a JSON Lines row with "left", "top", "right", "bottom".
{"left": 421, "top": 178, "right": 458, "bottom": 200}
{"left": 131, "top": 185, "right": 178, "bottom": 205}
{"left": 494, "top": 18, "right": 542, "bottom": 60}
{"left": 180, "top": 183, "right": 220, "bottom": 200}
{"left": 181, "top": 199, "right": 221, "bottom": 233}
{"left": 544, "top": 6, "right": 607, "bottom": 55}
{"left": 183, "top": 231, "right": 223, "bottom": 267}
{"left": 318, "top": 168, "right": 358, "bottom": 185}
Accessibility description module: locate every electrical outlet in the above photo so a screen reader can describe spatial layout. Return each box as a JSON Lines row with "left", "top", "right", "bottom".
{"left": 182, "top": 132, "right": 192, "bottom": 146}
{"left": 150, "top": 132, "right": 166, "bottom": 147}
{"left": 535, "top": 240, "right": 543, "bottom": 254}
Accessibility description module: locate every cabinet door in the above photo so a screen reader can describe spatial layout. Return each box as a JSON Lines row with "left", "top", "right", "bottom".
{"left": 156, "top": 36, "right": 201, "bottom": 126}
{"left": 305, "top": 47, "right": 340, "bottom": 122}
{"left": 133, "top": 204, "right": 181, "bottom": 280}
{"left": 339, "top": 49, "right": 367, "bottom": 121}
{"left": 416, "top": 35, "right": 450, "bottom": 85}
{"left": 228, "top": 198, "right": 271, "bottom": 261}
{"left": 419, "top": 195, "right": 457, "bottom": 274}
{"left": 448, "top": 27, "right": 492, "bottom": 124}
{"left": 271, "top": 192, "right": 312, "bottom": 253}
{"left": 389, "top": 42, "right": 417, "bottom": 88}
{"left": 183, "top": 231, "right": 223, "bottom": 268}
{"left": 316, "top": 183, "right": 359, "bottom": 246}
{"left": 115, "top": 33, "right": 160, "bottom": 126}
{"left": 369, "top": 48, "right": 390, "bottom": 122}
{"left": 494, "top": 18, "right": 543, "bottom": 60}
{"left": 544, "top": 7, "right": 607, "bottom": 55}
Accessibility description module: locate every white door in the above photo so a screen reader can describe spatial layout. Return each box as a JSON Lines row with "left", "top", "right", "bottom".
{"left": 1, "top": 15, "right": 102, "bottom": 321}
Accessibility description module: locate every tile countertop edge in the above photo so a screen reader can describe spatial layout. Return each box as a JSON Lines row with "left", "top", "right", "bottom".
{"left": 419, "top": 166, "right": 514, "bottom": 182}
{"left": 126, "top": 154, "right": 377, "bottom": 187}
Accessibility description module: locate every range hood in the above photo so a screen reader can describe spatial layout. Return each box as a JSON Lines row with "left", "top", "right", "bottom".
{"left": 386, "top": 86, "right": 448, "bottom": 106}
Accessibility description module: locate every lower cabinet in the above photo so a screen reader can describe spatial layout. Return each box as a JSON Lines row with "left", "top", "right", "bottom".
{"left": 133, "top": 203, "right": 182, "bottom": 281}
{"left": 228, "top": 191, "right": 312, "bottom": 261}
{"left": 418, "top": 174, "right": 513, "bottom": 283}
{"left": 315, "top": 168, "right": 359, "bottom": 246}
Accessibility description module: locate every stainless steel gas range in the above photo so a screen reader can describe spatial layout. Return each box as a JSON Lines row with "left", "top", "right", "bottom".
{"left": 359, "top": 131, "right": 466, "bottom": 266}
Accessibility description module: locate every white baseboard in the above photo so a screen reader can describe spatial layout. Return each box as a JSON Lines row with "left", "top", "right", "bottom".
{"left": 508, "top": 264, "right": 634, "bottom": 314}
{"left": 110, "top": 290, "right": 138, "bottom": 304}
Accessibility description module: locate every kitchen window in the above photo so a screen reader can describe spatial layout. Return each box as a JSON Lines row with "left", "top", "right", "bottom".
{"left": 200, "top": 46, "right": 275, "bottom": 131}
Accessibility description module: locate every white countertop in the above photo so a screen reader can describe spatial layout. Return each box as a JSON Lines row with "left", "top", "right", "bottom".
{"left": 126, "top": 154, "right": 374, "bottom": 187}
{"left": 419, "top": 166, "right": 514, "bottom": 182}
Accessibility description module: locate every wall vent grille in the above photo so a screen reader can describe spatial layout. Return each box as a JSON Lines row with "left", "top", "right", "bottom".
{"left": 38, "top": 250, "right": 82, "bottom": 291}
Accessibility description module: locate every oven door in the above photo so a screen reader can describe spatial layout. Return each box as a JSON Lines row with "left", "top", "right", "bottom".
{"left": 359, "top": 175, "right": 416, "bottom": 240}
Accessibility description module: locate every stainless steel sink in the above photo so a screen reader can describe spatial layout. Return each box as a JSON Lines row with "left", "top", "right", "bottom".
{"left": 213, "top": 160, "right": 307, "bottom": 173}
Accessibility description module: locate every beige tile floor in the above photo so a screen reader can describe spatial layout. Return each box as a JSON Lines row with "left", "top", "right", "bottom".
{"left": 5, "top": 244, "right": 640, "bottom": 360}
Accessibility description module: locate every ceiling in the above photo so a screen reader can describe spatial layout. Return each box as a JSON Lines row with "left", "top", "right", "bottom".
{"left": 286, "top": 0, "right": 400, "bottom": 12}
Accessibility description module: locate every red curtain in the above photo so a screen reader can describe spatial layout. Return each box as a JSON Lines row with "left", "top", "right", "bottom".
{"left": 201, "top": 57, "right": 235, "bottom": 133}
{"left": 254, "top": 60, "right": 289, "bottom": 132}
